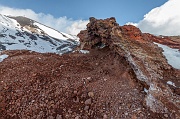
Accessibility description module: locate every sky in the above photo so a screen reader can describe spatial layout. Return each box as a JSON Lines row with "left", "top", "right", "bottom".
{"left": 0, "top": 0, "right": 179, "bottom": 36}
{"left": 0, "top": 0, "right": 167, "bottom": 24}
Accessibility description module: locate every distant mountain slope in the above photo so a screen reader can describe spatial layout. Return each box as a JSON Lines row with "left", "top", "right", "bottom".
{"left": 0, "top": 14, "right": 79, "bottom": 54}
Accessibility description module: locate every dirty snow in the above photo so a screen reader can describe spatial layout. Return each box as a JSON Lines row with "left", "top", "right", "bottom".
{"left": 0, "top": 54, "right": 8, "bottom": 62}
{"left": 79, "top": 50, "right": 89, "bottom": 54}
{"left": 154, "top": 43, "right": 180, "bottom": 69}
{"left": 167, "top": 81, "right": 176, "bottom": 87}
{"left": 144, "top": 88, "right": 148, "bottom": 93}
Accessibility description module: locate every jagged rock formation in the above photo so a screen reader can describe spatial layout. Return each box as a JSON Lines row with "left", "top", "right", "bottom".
{"left": 78, "top": 17, "right": 180, "bottom": 117}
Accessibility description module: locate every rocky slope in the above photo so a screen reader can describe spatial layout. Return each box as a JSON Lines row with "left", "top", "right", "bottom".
{"left": 0, "top": 17, "right": 179, "bottom": 119}
{"left": 0, "top": 14, "right": 79, "bottom": 54}
{"left": 143, "top": 33, "right": 180, "bottom": 50}
{"left": 78, "top": 17, "right": 180, "bottom": 117}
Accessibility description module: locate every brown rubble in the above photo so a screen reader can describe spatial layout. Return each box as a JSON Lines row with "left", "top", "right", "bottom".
{"left": 0, "top": 50, "right": 166, "bottom": 119}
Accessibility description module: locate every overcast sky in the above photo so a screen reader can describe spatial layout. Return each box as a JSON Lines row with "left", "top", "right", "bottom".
{"left": 0, "top": 0, "right": 179, "bottom": 36}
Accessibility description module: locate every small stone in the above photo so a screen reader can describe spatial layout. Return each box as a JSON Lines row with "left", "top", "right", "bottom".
{"left": 125, "top": 112, "right": 128, "bottom": 116}
{"left": 87, "top": 77, "right": 91, "bottom": 80}
{"left": 68, "top": 109, "right": 72, "bottom": 114}
{"left": 56, "top": 114, "right": 62, "bottom": 119}
{"left": 131, "top": 114, "right": 137, "bottom": 119}
{"left": 127, "top": 103, "right": 131, "bottom": 108}
{"left": 73, "top": 97, "right": 79, "bottom": 103}
{"left": 45, "top": 100, "right": 48, "bottom": 103}
{"left": 84, "top": 105, "right": 89, "bottom": 111}
{"left": 104, "top": 78, "right": 108, "bottom": 81}
{"left": 40, "top": 103, "right": 44, "bottom": 107}
{"left": 50, "top": 104, "right": 55, "bottom": 108}
{"left": 75, "top": 116, "right": 79, "bottom": 119}
{"left": 37, "top": 111, "right": 44, "bottom": 119}
{"left": 17, "top": 102, "right": 21, "bottom": 106}
{"left": 164, "top": 114, "right": 168, "bottom": 118}
{"left": 50, "top": 100, "right": 54, "bottom": 104}
{"left": 85, "top": 98, "right": 92, "bottom": 105}
{"left": 47, "top": 116, "right": 54, "bottom": 119}
{"left": 74, "top": 90, "right": 77, "bottom": 94}
{"left": 103, "top": 114, "right": 108, "bottom": 119}
{"left": 39, "top": 111, "right": 44, "bottom": 115}
{"left": 88, "top": 92, "right": 94, "bottom": 97}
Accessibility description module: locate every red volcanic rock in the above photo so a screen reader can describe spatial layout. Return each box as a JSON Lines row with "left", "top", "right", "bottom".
{"left": 77, "top": 17, "right": 119, "bottom": 49}
{"left": 143, "top": 33, "right": 180, "bottom": 50}
{"left": 120, "top": 25, "right": 145, "bottom": 42}
{"left": 77, "top": 17, "right": 150, "bottom": 50}
{"left": 78, "top": 17, "right": 180, "bottom": 50}
{"left": 78, "top": 17, "right": 180, "bottom": 117}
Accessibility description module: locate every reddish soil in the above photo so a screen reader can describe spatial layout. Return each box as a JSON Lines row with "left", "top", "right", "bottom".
{"left": 0, "top": 49, "right": 173, "bottom": 119}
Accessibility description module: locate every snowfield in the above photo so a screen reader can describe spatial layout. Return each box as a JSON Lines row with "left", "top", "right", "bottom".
{"left": 0, "top": 14, "right": 79, "bottom": 54}
{"left": 155, "top": 43, "right": 180, "bottom": 69}
{"left": 34, "top": 22, "right": 69, "bottom": 40}
{"left": 0, "top": 54, "right": 8, "bottom": 62}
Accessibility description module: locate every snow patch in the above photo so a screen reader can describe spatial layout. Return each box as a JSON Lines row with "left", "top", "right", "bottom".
{"left": 167, "top": 81, "right": 176, "bottom": 87}
{"left": 79, "top": 50, "right": 89, "bottom": 54}
{"left": 144, "top": 88, "right": 148, "bottom": 93}
{"left": 34, "top": 22, "right": 69, "bottom": 40}
{"left": 0, "top": 54, "right": 8, "bottom": 62}
{"left": 154, "top": 43, "right": 180, "bottom": 69}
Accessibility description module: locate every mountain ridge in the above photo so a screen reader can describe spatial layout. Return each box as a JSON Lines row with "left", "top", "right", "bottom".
{"left": 0, "top": 14, "right": 79, "bottom": 54}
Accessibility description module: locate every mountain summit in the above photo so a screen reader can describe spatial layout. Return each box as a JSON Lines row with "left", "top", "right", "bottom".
{"left": 0, "top": 14, "right": 79, "bottom": 54}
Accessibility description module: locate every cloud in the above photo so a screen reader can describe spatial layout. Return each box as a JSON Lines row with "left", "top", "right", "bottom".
{"left": 132, "top": 0, "right": 180, "bottom": 36}
{"left": 126, "top": 22, "right": 138, "bottom": 27}
{"left": 0, "top": 5, "right": 88, "bottom": 35}
{"left": 66, "top": 20, "right": 89, "bottom": 35}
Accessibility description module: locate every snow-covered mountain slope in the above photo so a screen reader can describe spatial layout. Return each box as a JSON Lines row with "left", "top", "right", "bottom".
{"left": 0, "top": 14, "right": 79, "bottom": 54}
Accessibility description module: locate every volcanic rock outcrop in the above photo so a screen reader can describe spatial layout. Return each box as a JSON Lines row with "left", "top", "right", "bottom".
{"left": 78, "top": 17, "right": 180, "bottom": 117}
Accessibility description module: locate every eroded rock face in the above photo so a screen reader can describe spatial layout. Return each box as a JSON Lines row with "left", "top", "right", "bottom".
{"left": 78, "top": 17, "right": 180, "bottom": 50}
{"left": 78, "top": 17, "right": 119, "bottom": 49}
{"left": 78, "top": 17, "right": 180, "bottom": 117}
